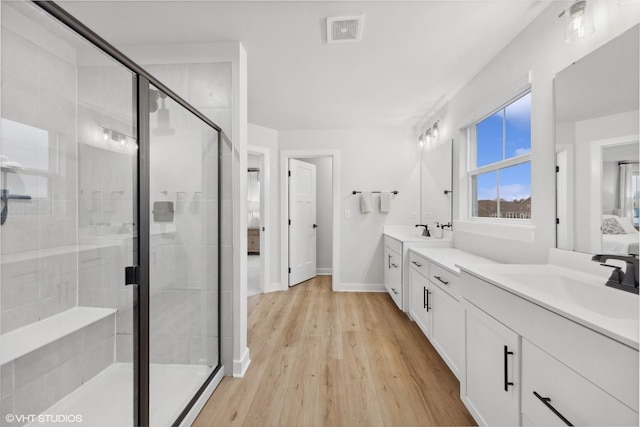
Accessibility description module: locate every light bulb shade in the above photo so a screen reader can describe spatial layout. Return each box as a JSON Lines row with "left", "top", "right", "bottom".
{"left": 565, "top": 0, "right": 595, "bottom": 43}
{"left": 153, "top": 107, "right": 176, "bottom": 136}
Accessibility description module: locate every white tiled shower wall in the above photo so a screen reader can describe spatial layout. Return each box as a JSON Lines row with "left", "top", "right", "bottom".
{"left": 0, "top": 25, "right": 78, "bottom": 334}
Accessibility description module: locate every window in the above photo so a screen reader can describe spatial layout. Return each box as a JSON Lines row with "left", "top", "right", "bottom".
{"left": 468, "top": 91, "right": 531, "bottom": 220}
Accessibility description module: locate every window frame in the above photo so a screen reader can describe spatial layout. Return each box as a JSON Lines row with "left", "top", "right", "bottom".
{"left": 467, "top": 89, "right": 532, "bottom": 222}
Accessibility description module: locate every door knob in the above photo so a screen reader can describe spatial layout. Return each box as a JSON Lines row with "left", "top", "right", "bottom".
{"left": 313, "top": 224, "right": 318, "bottom": 228}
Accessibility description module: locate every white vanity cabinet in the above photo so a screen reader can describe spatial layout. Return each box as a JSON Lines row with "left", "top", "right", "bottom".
{"left": 460, "top": 256, "right": 639, "bottom": 427}
{"left": 383, "top": 237, "right": 403, "bottom": 309}
{"left": 382, "top": 232, "right": 451, "bottom": 311}
{"left": 408, "top": 248, "right": 493, "bottom": 381}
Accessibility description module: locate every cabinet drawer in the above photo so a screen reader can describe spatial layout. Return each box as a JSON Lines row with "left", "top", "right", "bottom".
{"left": 409, "top": 252, "right": 429, "bottom": 279}
{"left": 387, "top": 280, "right": 402, "bottom": 309}
{"left": 384, "top": 236, "right": 402, "bottom": 254}
{"left": 430, "top": 263, "right": 459, "bottom": 300}
{"left": 522, "top": 339, "right": 638, "bottom": 426}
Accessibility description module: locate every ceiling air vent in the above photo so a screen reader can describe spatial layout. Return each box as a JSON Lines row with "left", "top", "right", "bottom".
{"left": 327, "top": 15, "right": 364, "bottom": 44}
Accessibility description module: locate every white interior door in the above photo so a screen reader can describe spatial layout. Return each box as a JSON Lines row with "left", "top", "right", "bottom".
{"left": 289, "top": 158, "right": 317, "bottom": 286}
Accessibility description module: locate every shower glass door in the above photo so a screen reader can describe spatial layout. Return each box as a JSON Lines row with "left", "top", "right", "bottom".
{"left": 147, "top": 85, "right": 220, "bottom": 425}
{"left": 1, "top": 2, "right": 222, "bottom": 427}
{"left": 1, "top": 1, "right": 137, "bottom": 425}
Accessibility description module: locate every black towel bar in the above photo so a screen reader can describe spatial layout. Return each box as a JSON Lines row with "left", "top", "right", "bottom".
{"left": 352, "top": 191, "right": 398, "bottom": 195}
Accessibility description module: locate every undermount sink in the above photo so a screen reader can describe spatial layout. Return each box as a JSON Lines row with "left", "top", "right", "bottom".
{"left": 499, "top": 271, "right": 639, "bottom": 321}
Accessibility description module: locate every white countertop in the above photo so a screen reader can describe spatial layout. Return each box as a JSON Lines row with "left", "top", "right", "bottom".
{"left": 409, "top": 247, "right": 497, "bottom": 275}
{"left": 383, "top": 226, "right": 452, "bottom": 244}
{"left": 458, "top": 263, "right": 639, "bottom": 350}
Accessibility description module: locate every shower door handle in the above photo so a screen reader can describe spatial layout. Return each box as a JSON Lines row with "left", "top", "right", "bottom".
{"left": 125, "top": 265, "right": 139, "bottom": 286}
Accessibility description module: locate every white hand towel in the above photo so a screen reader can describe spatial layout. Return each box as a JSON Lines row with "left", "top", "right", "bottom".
{"left": 380, "top": 192, "right": 392, "bottom": 213}
{"left": 360, "top": 192, "right": 372, "bottom": 213}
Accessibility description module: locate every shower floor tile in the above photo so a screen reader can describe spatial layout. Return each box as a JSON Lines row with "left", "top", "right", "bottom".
{"left": 29, "top": 363, "right": 213, "bottom": 427}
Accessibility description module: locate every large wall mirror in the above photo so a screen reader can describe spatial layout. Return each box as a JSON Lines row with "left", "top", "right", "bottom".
{"left": 555, "top": 24, "right": 639, "bottom": 255}
{"left": 420, "top": 139, "right": 453, "bottom": 228}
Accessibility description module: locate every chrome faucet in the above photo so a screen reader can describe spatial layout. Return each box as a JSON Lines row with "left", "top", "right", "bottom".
{"left": 591, "top": 254, "right": 639, "bottom": 294}
{"left": 415, "top": 224, "right": 430, "bottom": 237}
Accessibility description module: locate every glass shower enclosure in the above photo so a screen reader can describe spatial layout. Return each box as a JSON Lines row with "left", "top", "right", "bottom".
{"left": 0, "top": 2, "right": 221, "bottom": 426}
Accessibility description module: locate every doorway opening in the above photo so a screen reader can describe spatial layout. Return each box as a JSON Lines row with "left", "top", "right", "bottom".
{"left": 247, "top": 146, "right": 271, "bottom": 295}
{"left": 281, "top": 150, "right": 340, "bottom": 291}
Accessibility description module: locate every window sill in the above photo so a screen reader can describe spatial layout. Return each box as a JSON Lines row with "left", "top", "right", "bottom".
{"left": 454, "top": 219, "right": 536, "bottom": 242}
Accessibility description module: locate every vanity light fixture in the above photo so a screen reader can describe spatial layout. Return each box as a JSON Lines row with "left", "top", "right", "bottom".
{"left": 560, "top": 0, "right": 595, "bottom": 43}
{"left": 432, "top": 122, "right": 439, "bottom": 140}
{"left": 425, "top": 128, "right": 432, "bottom": 142}
{"left": 418, "top": 134, "right": 425, "bottom": 149}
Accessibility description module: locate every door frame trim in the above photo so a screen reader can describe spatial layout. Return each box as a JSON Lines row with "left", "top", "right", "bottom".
{"left": 280, "top": 150, "right": 340, "bottom": 291}
{"left": 247, "top": 145, "right": 271, "bottom": 294}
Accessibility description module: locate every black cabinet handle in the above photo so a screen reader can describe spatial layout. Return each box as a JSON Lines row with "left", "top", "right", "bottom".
{"left": 504, "top": 345, "right": 514, "bottom": 391}
{"left": 533, "top": 391, "right": 574, "bottom": 426}
{"left": 412, "top": 261, "right": 422, "bottom": 267}
{"left": 391, "top": 288, "right": 398, "bottom": 295}
{"left": 423, "top": 286, "right": 427, "bottom": 309}
{"left": 425, "top": 289, "right": 431, "bottom": 311}
{"left": 388, "top": 254, "right": 391, "bottom": 269}
{"left": 434, "top": 275, "right": 449, "bottom": 285}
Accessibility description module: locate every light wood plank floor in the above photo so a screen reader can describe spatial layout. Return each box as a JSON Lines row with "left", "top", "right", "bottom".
{"left": 194, "top": 276, "right": 476, "bottom": 427}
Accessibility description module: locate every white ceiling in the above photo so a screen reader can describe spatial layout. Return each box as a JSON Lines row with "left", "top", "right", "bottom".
{"left": 59, "top": 1, "right": 550, "bottom": 131}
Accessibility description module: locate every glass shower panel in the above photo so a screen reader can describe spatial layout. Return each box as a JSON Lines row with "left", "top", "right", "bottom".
{"left": 148, "top": 85, "right": 219, "bottom": 425}
{"left": 0, "top": 2, "right": 136, "bottom": 426}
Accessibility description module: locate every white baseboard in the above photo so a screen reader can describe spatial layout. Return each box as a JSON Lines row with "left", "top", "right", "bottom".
{"left": 178, "top": 367, "right": 224, "bottom": 426}
{"left": 233, "top": 347, "right": 251, "bottom": 378}
{"left": 334, "top": 282, "right": 386, "bottom": 292}
{"left": 264, "top": 281, "right": 286, "bottom": 293}
{"left": 316, "top": 268, "right": 332, "bottom": 275}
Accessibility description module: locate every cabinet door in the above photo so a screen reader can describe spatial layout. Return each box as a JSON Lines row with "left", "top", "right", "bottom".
{"left": 384, "top": 246, "right": 402, "bottom": 309}
{"left": 409, "top": 268, "right": 430, "bottom": 337}
{"left": 430, "top": 284, "right": 463, "bottom": 379}
{"left": 464, "top": 303, "right": 520, "bottom": 426}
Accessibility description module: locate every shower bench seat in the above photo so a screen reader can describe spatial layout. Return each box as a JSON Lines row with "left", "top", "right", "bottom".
{"left": 0, "top": 306, "right": 116, "bottom": 365}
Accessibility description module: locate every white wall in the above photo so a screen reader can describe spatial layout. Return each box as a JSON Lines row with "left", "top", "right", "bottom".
{"left": 602, "top": 161, "right": 617, "bottom": 213}
{"left": 414, "top": 1, "right": 640, "bottom": 263}
{"left": 279, "top": 128, "right": 420, "bottom": 285}
{"left": 248, "top": 123, "right": 280, "bottom": 290}
{"left": 248, "top": 153, "right": 261, "bottom": 169}
{"left": 302, "top": 157, "right": 333, "bottom": 273}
